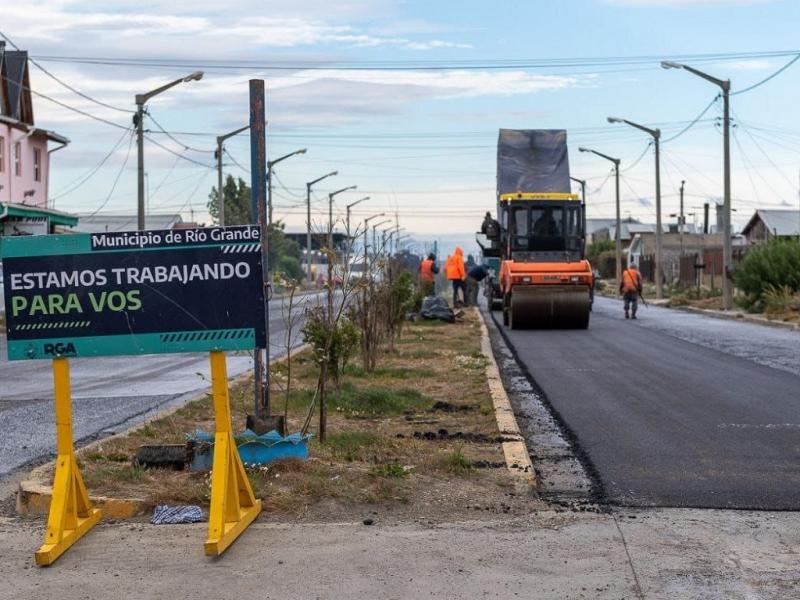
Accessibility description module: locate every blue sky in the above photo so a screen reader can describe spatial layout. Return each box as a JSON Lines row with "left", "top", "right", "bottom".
{"left": 5, "top": 0, "right": 800, "bottom": 254}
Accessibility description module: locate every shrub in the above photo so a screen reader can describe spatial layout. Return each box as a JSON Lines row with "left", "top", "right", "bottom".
{"left": 735, "top": 239, "right": 800, "bottom": 310}
{"left": 302, "top": 308, "right": 361, "bottom": 388}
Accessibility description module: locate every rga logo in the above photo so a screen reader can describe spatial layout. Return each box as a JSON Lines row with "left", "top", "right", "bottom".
{"left": 43, "top": 342, "right": 78, "bottom": 357}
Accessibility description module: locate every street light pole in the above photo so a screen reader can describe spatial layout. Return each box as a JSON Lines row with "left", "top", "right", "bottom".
{"left": 135, "top": 71, "right": 204, "bottom": 230}
{"left": 305, "top": 171, "right": 338, "bottom": 282}
{"left": 372, "top": 219, "right": 392, "bottom": 261}
{"left": 327, "top": 185, "right": 357, "bottom": 253}
{"left": 363, "top": 213, "right": 385, "bottom": 272}
{"left": 267, "top": 148, "right": 307, "bottom": 226}
{"left": 607, "top": 117, "right": 663, "bottom": 298}
{"left": 579, "top": 147, "right": 622, "bottom": 281}
{"left": 662, "top": 60, "right": 732, "bottom": 309}
{"left": 215, "top": 125, "right": 249, "bottom": 226}
{"left": 346, "top": 197, "right": 369, "bottom": 256}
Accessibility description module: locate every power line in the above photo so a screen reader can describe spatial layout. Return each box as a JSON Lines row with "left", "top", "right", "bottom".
{"left": 27, "top": 87, "right": 129, "bottom": 129}
{"left": 223, "top": 148, "right": 250, "bottom": 173}
{"left": 732, "top": 52, "right": 800, "bottom": 96}
{"left": 143, "top": 135, "right": 215, "bottom": 169}
{"left": 662, "top": 95, "right": 721, "bottom": 144}
{"left": 0, "top": 29, "right": 132, "bottom": 114}
{"left": 146, "top": 113, "right": 214, "bottom": 153}
{"left": 51, "top": 126, "right": 133, "bottom": 201}
{"left": 29, "top": 49, "right": 800, "bottom": 72}
{"left": 85, "top": 130, "right": 136, "bottom": 217}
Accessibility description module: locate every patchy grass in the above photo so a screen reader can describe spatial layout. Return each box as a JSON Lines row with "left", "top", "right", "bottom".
{"left": 330, "top": 383, "right": 432, "bottom": 417}
{"left": 71, "top": 308, "right": 528, "bottom": 523}
{"left": 441, "top": 446, "right": 474, "bottom": 475}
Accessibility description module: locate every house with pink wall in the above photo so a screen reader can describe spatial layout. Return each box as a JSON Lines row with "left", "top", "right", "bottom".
{"left": 0, "top": 41, "right": 76, "bottom": 235}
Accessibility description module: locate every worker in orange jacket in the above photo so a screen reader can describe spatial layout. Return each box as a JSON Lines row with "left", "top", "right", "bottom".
{"left": 418, "top": 253, "right": 438, "bottom": 297}
{"left": 619, "top": 263, "right": 643, "bottom": 319}
{"left": 445, "top": 246, "right": 466, "bottom": 307}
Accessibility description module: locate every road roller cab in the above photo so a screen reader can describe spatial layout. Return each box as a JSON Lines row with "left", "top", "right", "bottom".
{"left": 492, "top": 129, "right": 593, "bottom": 329}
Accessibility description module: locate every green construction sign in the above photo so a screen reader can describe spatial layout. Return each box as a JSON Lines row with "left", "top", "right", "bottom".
{"left": 1, "top": 226, "right": 267, "bottom": 360}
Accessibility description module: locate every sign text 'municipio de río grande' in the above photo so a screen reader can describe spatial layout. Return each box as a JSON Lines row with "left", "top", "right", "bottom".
{"left": 0, "top": 225, "right": 266, "bottom": 360}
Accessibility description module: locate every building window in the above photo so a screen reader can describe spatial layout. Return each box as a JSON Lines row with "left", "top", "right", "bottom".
{"left": 33, "top": 147, "right": 41, "bottom": 182}
{"left": 0, "top": 136, "right": 5, "bottom": 173}
{"left": 14, "top": 142, "right": 21, "bottom": 176}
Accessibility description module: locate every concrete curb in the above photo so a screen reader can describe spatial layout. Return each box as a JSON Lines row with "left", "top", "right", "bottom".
{"left": 476, "top": 310, "right": 537, "bottom": 486}
{"left": 16, "top": 344, "right": 311, "bottom": 519}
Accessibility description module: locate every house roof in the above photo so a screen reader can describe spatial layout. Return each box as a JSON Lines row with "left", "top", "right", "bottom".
{"left": 742, "top": 209, "right": 800, "bottom": 237}
{"left": 0, "top": 202, "right": 78, "bottom": 227}
{"left": 73, "top": 214, "right": 184, "bottom": 233}
{"left": 0, "top": 43, "right": 33, "bottom": 124}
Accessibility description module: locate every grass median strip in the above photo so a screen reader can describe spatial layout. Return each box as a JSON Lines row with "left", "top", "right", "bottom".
{"left": 51, "top": 309, "right": 534, "bottom": 523}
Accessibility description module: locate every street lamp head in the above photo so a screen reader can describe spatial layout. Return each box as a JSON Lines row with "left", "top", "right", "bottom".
{"left": 298, "top": 148, "right": 307, "bottom": 155}
{"left": 578, "top": 147, "right": 590, "bottom": 153}
{"left": 183, "top": 71, "right": 204, "bottom": 82}
{"left": 329, "top": 171, "right": 339, "bottom": 177}
{"left": 660, "top": 61, "right": 682, "bottom": 70}
{"left": 607, "top": 116, "right": 623, "bottom": 124}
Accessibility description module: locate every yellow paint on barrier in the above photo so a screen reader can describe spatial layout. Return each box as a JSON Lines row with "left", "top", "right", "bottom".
{"left": 34, "top": 358, "right": 102, "bottom": 566}
{"left": 204, "top": 351, "right": 261, "bottom": 556}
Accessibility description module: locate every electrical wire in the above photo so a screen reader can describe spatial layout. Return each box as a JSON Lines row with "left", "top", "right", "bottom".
{"left": 0, "top": 29, "right": 132, "bottom": 114}
{"left": 85, "top": 129, "right": 135, "bottom": 217}
{"left": 29, "top": 49, "right": 800, "bottom": 72}
{"left": 27, "top": 87, "right": 129, "bottom": 129}
{"left": 732, "top": 52, "right": 800, "bottom": 96}
{"left": 51, "top": 126, "right": 133, "bottom": 200}
{"left": 662, "top": 95, "right": 721, "bottom": 144}
{"left": 143, "top": 135, "right": 215, "bottom": 169}
{"left": 146, "top": 112, "right": 214, "bottom": 154}
{"left": 223, "top": 148, "right": 250, "bottom": 173}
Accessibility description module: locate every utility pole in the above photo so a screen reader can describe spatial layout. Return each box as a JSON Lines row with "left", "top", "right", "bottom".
{"left": 363, "top": 213, "right": 385, "bottom": 273}
{"left": 579, "top": 147, "right": 622, "bottom": 281}
{"left": 305, "top": 171, "right": 338, "bottom": 282}
{"left": 135, "top": 71, "right": 204, "bottom": 230}
{"left": 267, "top": 148, "right": 306, "bottom": 226}
{"left": 346, "top": 197, "right": 369, "bottom": 258}
{"left": 607, "top": 117, "right": 662, "bottom": 298}
{"left": 372, "top": 219, "right": 391, "bottom": 261}
{"left": 679, "top": 180, "right": 686, "bottom": 257}
{"left": 249, "top": 80, "right": 268, "bottom": 417}
{"left": 662, "top": 61, "right": 732, "bottom": 309}
{"left": 328, "top": 185, "right": 357, "bottom": 257}
{"left": 216, "top": 125, "right": 249, "bottom": 226}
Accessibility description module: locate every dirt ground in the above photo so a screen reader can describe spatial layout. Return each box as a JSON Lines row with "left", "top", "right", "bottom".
{"left": 44, "top": 309, "right": 537, "bottom": 524}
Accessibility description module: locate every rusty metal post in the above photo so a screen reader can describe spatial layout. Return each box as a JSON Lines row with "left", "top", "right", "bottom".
{"left": 249, "top": 79, "right": 269, "bottom": 417}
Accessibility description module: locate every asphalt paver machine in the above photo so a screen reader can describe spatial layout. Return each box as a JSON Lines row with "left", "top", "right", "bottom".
{"left": 484, "top": 129, "right": 593, "bottom": 329}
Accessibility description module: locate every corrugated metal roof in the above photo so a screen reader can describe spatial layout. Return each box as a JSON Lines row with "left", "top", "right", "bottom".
{"left": 743, "top": 209, "right": 800, "bottom": 237}
{"left": 73, "top": 214, "right": 183, "bottom": 233}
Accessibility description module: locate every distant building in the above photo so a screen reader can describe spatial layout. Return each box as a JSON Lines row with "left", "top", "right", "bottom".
{"left": 0, "top": 41, "right": 75, "bottom": 235}
{"left": 741, "top": 209, "right": 800, "bottom": 244}
{"left": 73, "top": 213, "right": 184, "bottom": 234}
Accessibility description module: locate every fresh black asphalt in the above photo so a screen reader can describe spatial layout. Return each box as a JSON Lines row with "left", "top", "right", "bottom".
{"left": 493, "top": 296, "right": 800, "bottom": 509}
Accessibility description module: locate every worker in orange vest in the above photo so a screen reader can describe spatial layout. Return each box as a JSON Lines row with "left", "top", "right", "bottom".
{"left": 445, "top": 246, "right": 466, "bottom": 307}
{"left": 619, "top": 262, "right": 643, "bottom": 319}
{"left": 418, "top": 253, "right": 438, "bottom": 297}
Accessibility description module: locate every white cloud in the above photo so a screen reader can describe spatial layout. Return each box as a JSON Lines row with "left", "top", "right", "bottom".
{"left": 724, "top": 59, "right": 775, "bottom": 71}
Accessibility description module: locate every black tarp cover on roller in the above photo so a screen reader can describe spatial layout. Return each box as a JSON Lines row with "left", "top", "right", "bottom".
{"left": 497, "top": 129, "right": 571, "bottom": 195}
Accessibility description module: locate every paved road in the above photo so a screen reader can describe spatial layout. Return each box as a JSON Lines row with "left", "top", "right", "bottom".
{"left": 0, "top": 292, "right": 326, "bottom": 478}
{"left": 492, "top": 296, "right": 800, "bottom": 509}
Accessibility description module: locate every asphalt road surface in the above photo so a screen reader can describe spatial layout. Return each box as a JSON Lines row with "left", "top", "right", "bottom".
{"left": 0, "top": 291, "right": 326, "bottom": 478}
{"left": 493, "top": 296, "right": 800, "bottom": 510}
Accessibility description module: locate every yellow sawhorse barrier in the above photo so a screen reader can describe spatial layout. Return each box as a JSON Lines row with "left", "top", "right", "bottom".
{"left": 35, "top": 358, "right": 102, "bottom": 566}
{"left": 204, "top": 351, "right": 262, "bottom": 555}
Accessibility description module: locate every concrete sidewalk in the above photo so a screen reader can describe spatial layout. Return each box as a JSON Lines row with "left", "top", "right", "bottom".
{"left": 2, "top": 508, "right": 799, "bottom": 599}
